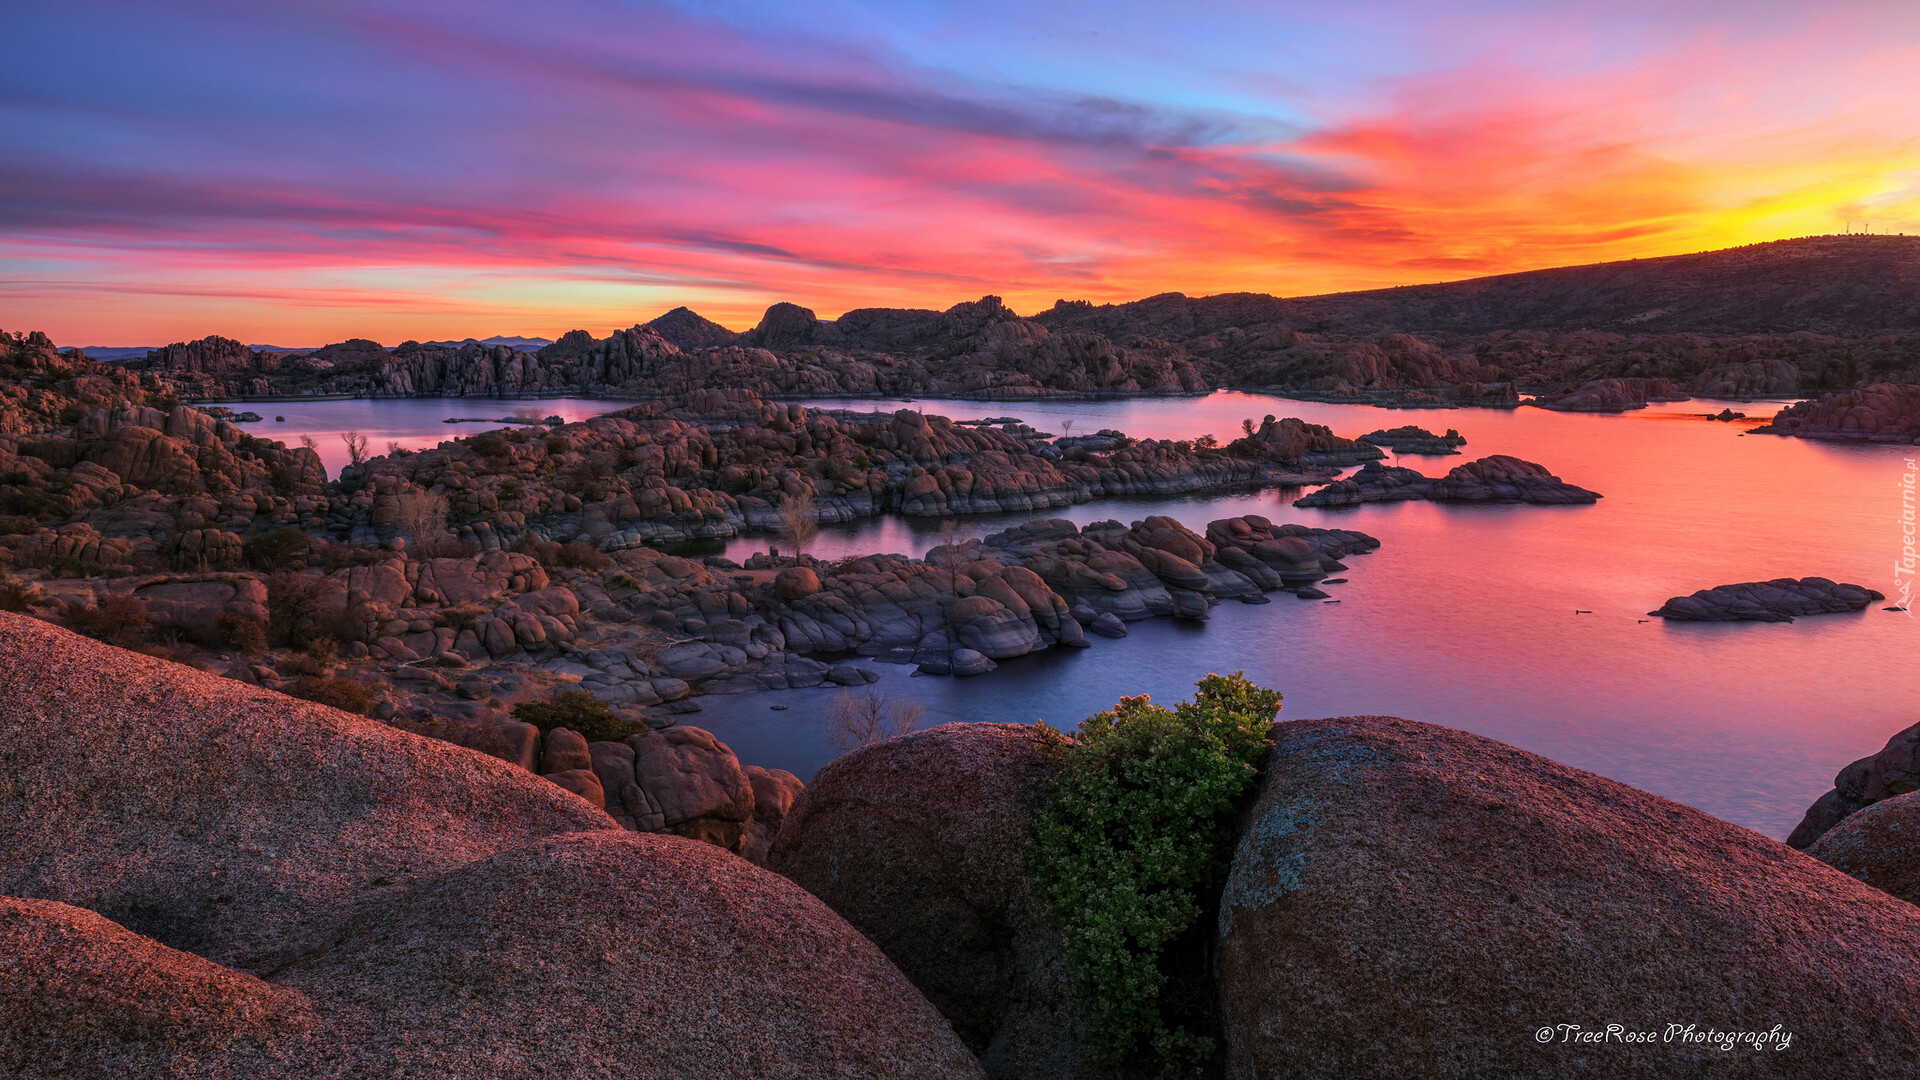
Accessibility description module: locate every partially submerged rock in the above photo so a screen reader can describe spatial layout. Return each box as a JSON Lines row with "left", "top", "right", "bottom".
{"left": 1216, "top": 716, "right": 1920, "bottom": 1078}
{"left": 1649, "top": 577, "right": 1883, "bottom": 622}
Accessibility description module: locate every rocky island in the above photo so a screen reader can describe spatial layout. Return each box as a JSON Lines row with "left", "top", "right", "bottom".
{"left": 1648, "top": 577, "right": 1886, "bottom": 622}
{"left": 1293, "top": 454, "right": 1602, "bottom": 508}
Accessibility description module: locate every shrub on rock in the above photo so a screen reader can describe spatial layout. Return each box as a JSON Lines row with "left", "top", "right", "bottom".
{"left": 1027, "top": 673, "right": 1280, "bottom": 1075}
{"left": 513, "top": 688, "right": 641, "bottom": 743}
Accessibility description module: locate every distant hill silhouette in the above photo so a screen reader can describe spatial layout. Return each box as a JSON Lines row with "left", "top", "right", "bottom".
{"left": 1298, "top": 235, "right": 1920, "bottom": 335}
{"left": 1035, "top": 236, "right": 1920, "bottom": 339}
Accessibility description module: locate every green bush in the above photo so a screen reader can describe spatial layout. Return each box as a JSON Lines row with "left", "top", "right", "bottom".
{"left": 1027, "top": 672, "right": 1281, "bottom": 1077}
{"left": 513, "top": 689, "right": 640, "bottom": 743}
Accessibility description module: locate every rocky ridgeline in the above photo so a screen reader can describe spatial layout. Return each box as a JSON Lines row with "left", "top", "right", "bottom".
{"left": 1649, "top": 577, "right": 1884, "bottom": 622}
{"left": 1753, "top": 382, "right": 1920, "bottom": 443}
{"left": 1294, "top": 454, "right": 1601, "bottom": 508}
{"left": 770, "top": 719, "right": 1920, "bottom": 1079}
{"left": 1357, "top": 424, "right": 1465, "bottom": 454}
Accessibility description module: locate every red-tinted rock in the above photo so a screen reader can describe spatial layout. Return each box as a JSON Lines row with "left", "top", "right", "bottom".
{"left": 1218, "top": 716, "right": 1920, "bottom": 1078}
{"left": 771, "top": 723, "right": 1100, "bottom": 1079}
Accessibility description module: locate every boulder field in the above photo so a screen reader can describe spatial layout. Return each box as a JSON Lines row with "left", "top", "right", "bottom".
{"left": 0, "top": 613, "right": 982, "bottom": 1079}
{"left": 775, "top": 718, "right": 1920, "bottom": 1080}
{"left": 1648, "top": 577, "right": 1885, "bottom": 622}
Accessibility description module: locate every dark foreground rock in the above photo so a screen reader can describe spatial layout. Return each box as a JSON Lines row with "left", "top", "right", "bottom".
{"left": 1787, "top": 719, "right": 1920, "bottom": 848}
{"left": 1807, "top": 792, "right": 1920, "bottom": 906}
{"left": 1649, "top": 577, "right": 1883, "bottom": 622}
{"left": 769, "top": 723, "right": 1098, "bottom": 1080}
{"left": 0, "top": 614, "right": 982, "bottom": 1079}
{"left": 1217, "top": 716, "right": 1920, "bottom": 1079}
{"left": 1294, "top": 454, "right": 1600, "bottom": 508}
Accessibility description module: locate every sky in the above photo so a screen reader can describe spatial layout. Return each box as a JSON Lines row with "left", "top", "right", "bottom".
{"left": 6, "top": 0, "right": 1920, "bottom": 346}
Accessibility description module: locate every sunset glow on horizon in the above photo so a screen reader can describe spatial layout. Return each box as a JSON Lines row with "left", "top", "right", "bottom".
{"left": 8, "top": 0, "right": 1920, "bottom": 346}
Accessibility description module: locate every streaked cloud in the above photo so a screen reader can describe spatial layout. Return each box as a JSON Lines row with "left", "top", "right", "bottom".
{"left": 5, "top": 0, "right": 1920, "bottom": 343}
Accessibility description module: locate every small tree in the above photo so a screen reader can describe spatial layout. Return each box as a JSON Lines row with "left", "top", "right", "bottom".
{"left": 779, "top": 489, "right": 818, "bottom": 562}
{"left": 1059, "top": 418, "right": 1075, "bottom": 438}
{"left": 392, "top": 490, "right": 449, "bottom": 544}
{"left": 825, "top": 687, "right": 926, "bottom": 752}
{"left": 340, "top": 430, "right": 369, "bottom": 468}
{"left": 1241, "top": 417, "right": 1255, "bottom": 438}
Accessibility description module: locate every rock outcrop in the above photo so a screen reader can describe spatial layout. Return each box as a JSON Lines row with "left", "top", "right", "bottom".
{"left": 1786, "top": 719, "right": 1920, "bottom": 849}
{"left": 1529, "top": 377, "right": 1689, "bottom": 412}
{"left": 1217, "top": 716, "right": 1920, "bottom": 1078}
{"left": 1648, "top": 577, "right": 1884, "bottom": 622}
{"left": 1754, "top": 383, "right": 1920, "bottom": 443}
{"left": 0, "top": 613, "right": 984, "bottom": 1078}
{"left": 1294, "top": 455, "right": 1601, "bottom": 508}
{"left": 770, "top": 723, "right": 1098, "bottom": 1080}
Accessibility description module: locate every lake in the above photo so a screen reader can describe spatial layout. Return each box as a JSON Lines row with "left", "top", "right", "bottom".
{"left": 217, "top": 390, "right": 1918, "bottom": 840}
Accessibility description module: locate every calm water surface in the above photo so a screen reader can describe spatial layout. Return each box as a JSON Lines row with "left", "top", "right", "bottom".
{"left": 225, "top": 390, "right": 1915, "bottom": 839}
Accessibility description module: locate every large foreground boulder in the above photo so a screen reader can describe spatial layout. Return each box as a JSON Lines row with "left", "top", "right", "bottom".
{"left": 1217, "top": 716, "right": 1920, "bottom": 1078}
{"left": 1, "top": 896, "right": 311, "bottom": 1077}
{"left": 1807, "top": 791, "right": 1920, "bottom": 907}
{"left": 0, "top": 613, "right": 984, "bottom": 1078}
{"left": 770, "top": 723, "right": 1098, "bottom": 1080}
{"left": 0, "top": 611, "right": 614, "bottom": 971}
{"left": 272, "top": 832, "right": 984, "bottom": 1078}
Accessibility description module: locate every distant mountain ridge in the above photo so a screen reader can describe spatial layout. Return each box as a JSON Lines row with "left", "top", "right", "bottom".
{"left": 48, "top": 235, "right": 1920, "bottom": 407}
